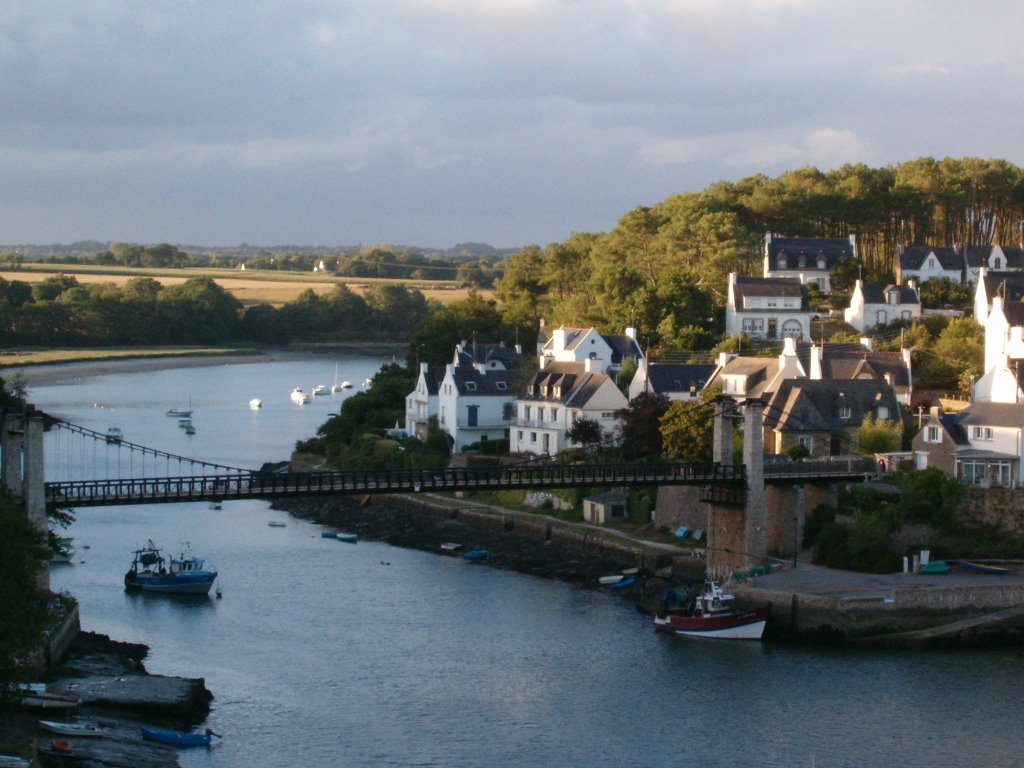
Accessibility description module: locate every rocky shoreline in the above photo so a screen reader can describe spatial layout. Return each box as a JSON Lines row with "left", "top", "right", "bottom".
{"left": 4, "top": 631, "right": 212, "bottom": 768}
{"left": 273, "top": 492, "right": 704, "bottom": 590}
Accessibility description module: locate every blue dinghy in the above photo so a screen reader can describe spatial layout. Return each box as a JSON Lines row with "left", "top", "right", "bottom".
{"left": 140, "top": 726, "right": 218, "bottom": 747}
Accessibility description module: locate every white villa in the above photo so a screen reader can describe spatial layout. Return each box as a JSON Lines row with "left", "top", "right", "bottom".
{"left": 509, "top": 359, "right": 627, "bottom": 457}
{"left": 725, "top": 273, "right": 815, "bottom": 342}
{"left": 896, "top": 245, "right": 962, "bottom": 285}
{"left": 843, "top": 279, "right": 921, "bottom": 332}
{"left": 762, "top": 233, "right": 857, "bottom": 294}
{"left": 538, "top": 325, "right": 643, "bottom": 374}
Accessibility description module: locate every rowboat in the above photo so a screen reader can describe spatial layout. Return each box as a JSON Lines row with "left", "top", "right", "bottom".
{"left": 20, "top": 689, "right": 80, "bottom": 709}
{"left": 335, "top": 532, "right": 357, "bottom": 543}
{"left": 654, "top": 581, "right": 770, "bottom": 640}
{"left": 599, "top": 574, "right": 623, "bottom": 585}
{"left": 268, "top": 521, "right": 286, "bottom": 527}
{"left": 960, "top": 560, "right": 1010, "bottom": 575}
{"left": 440, "top": 542, "right": 462, "bottom": 552}
{"left": 39, "top": 719, "right": 106, "bottom": 737}
{"left": 463, "top": 549, "right": 488, "bottom": 561}
{"left": 611, "top": 577, "right": 636, "bottom": 589}
{"left": 140, "top": 726, "right": 218, "bottom": 747}
{"left": 920, "top": 560, "right": 949, "bottom": 574}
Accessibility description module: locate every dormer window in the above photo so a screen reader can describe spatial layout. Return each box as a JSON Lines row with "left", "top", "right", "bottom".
{"left": 876, "top": 406, "right": 889, "bottom": 420}
{"left": 495, "top": 381, "right": 507, "bottom": 391}
{"left": 465, "top": 381, "right": 477, "bottom": 392}
{"left": 839, "top": 406, "right": 852, "bottom": 420}
{"left": 778, "top": 257, "right": 788, "bottom": 269}
{"left": 817, "top": 256, "right": 826, "bottom": 269}
{"left": 798, "top": 256, "right": 807, "bottom": 268}
{"left": 994, "top": 257, "right": 1002, "bottom": 269}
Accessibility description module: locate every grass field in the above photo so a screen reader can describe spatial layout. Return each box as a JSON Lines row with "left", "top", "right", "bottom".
{"left": 0, "top": 264, "right": 493, "bottom": 307}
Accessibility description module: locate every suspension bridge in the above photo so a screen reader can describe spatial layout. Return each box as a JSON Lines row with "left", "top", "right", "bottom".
{"left": 35, "top": 413, "right": 876, "bottom": 511}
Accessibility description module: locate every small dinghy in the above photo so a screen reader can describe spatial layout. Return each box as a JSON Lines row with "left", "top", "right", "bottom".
{"left": 39, "top": 719, "right": 106, "bottom": 737}
{"left": 140, "top": 726, "right": 219, "bottom": 747}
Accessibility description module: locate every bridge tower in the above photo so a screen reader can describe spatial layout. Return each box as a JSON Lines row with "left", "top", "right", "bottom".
{"left": 706, "top": 396, "right": 767, "bottom": 577}
{"left": 2, "top": 407, "right": 50, "bottom": 591}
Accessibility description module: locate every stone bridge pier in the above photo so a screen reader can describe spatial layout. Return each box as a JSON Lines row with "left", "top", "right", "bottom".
{"left": 2, "top": 408, "right": 49, "bottom": 591}
{"left": 703, "top": 397, "right": 840, "bottom": 577}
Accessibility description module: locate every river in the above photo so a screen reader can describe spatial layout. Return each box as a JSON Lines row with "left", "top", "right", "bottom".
{"left": 24, "top": 355, "right": 1024, "bottom": 768}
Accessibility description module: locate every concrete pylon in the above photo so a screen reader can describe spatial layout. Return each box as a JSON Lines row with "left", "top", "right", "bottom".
{"left": 23, "top": 413, "right": 50, "bottom": 591}
{"left": 741, "top": 398, "right": 767, "bottom": 568}
{"left": 2, "top": 411, "right": 23, "bottom": 495}
{"left": 712, "top": 396, "right": 735, "bottom": 465}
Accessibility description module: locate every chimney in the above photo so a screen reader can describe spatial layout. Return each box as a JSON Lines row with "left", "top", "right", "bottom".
{"left": 552, "top": 327, "right": 567, "bottom": 351}
{"left": 809, "top": 343, "right": 823, "bottom": 379}
{"left": 860, "top": 337, "right": 873, "bottom": 352}
{"left": 782, "top": 337, "right": 797, "bottom": 357}
{"left": 625, "top": 327, "right": 637, "bottom": 341}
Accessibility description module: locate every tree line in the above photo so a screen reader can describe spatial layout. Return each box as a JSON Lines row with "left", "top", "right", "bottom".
{"left": 495, "top": 156, "right": 1024, "bottom": 355}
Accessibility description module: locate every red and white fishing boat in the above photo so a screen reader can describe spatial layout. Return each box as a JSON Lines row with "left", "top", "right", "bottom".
{"left": 654, "top": 581, "right": 770, "bottom": 640}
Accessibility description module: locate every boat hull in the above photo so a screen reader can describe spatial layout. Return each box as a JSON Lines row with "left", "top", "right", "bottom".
{"left": 39, "top": 720, "right": 104, "bottom": 737}
{"left": 124, "top": 571, "right": 217, "bottom": 595}
{"left": 140, "top": 727, "right": 211, "bottom": 747}
{"left": 20, "top": 692, "right": 80, "bottom": 710}
{"left": 960, "top": 560, "right": 1009, "bottom": 575}
{"left": 655, "top": 605, "right": 770, "bottom": 640}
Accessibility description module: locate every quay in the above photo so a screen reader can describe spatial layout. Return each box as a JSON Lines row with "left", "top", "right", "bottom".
{"left": 278, "top": 492, "right": 1024, "bottom": 648}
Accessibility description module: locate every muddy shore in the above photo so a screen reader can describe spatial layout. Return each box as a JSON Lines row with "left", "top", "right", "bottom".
{"left": 4, "top": 631, "right": 212, "bottom": 768}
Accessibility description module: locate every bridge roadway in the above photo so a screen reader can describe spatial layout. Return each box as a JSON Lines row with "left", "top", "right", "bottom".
{"left": 44, "top": 457, "right": 877, "bottom": 509}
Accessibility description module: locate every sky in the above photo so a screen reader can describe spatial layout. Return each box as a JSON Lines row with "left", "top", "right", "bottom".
{"left": 2, "top": 1, "right": 1024, "bottom": 250}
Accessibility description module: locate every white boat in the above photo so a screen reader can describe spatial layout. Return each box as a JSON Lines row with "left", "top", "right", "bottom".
{"left": 0, "top": 756, "right": 31, "bottom": 767}
{"left": 331, "top": 364, "right": 344, "bottom": 392}
{"left": 312, "top": 384, "right": 327, "bottom": 396}
{"left": 50, "top": 545, "right": 76, "bottom": 563}
{"left": 19, "top": 688, "right": 80, "bottom": 710}
{"left": 341, "top": 380, "right": 353, "bottom": 389}
{"left": 290, "top": 387, "right": 310, "bottom": 404}
{"left": 39, "top": 719, "right": 107, "bottom": 737}
{"left": 654, "top": 581, "right": 770, "bottom": 640}
{"left": 599, "top": 574, "right": 624, "bottom": 585}
{"left": 249, "top": 398, "right": 262, "bottom": 409}
{"left": 267, "top": 521, "right": 286, "bottom": 527}
{"left": 105, "top": 426, "right": 123, "bottom": 443}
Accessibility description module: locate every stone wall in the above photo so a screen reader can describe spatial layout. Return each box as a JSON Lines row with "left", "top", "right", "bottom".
{"left": 959, "top": 487, "right": 1024, "bottom": 536}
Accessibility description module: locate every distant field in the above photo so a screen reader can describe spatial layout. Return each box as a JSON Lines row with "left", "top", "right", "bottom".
{"left": 0, "top": 264, "right": 493, "bottom": 307}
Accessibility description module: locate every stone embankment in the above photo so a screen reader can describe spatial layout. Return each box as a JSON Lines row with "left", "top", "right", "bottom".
{"left": 9, "top": 631, "right": 212, "bottom": 768}
{"left": 274, "top": 492, "right": 706, "bottom": 586}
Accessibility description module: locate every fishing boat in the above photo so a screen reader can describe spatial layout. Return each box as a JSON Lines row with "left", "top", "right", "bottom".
{"left": 105, "top": 426, "right": 123, "bottom": 443}
{"left": 654, "top": 581, "right": 770, "bottom": 640}
{"left": 140, "top": 726, "right": 218, "bottom": 747}
{"left": 249, "top": 398, "right": 262, "bottom": 409}
{"left": 39, "top": 719, "right": 107, "bottom": 737}
{"left": 959, "top": 560, "right": 1009, "bottom": 574}
{"left": 124, "top": 540, "right": 218, "bottom": 595}
{"left": 290, "top": 387, "right": 310, "bottom": 404}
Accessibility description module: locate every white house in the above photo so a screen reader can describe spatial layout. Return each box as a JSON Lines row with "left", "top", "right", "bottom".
{"left": 762, "top": 233, "right": 857, "bottom": 294}
{"left": 509, "top": 359, "right": 627, "bottom": 457}
{"left": 538, "top": 325, "right": 643, "bottom": 374}
{"left": 704, "top": 336, "right": 807, "bottom": 401}
{"left": 436, "top": 364, "right": 518, "bottom": 451}
{"left": 964, "top": 245, "right": 1024, "bottom": 285}
{"left": 973, "top": 268, "right": 1024, "bottom": 325}
{"left": 843, "top": 280, "right": 921, "bottom": 332}
{"left": 896, "top": 245, "right": 962, "bottom": 284}
{"left": 404, "top": 363, "right": 447, "bottom": 439}
{"left": 725, "top": 273, "right": 815, "bottom": 342}
{"left": 627, "top": 359, "right": 716, "bottom": 401}
{"left": 951, "top": 403, "right": 1024, "bottom": 487}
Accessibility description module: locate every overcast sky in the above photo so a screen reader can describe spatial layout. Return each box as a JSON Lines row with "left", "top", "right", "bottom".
{"left": 2, "top": 1, "right": 1023, "bottom": 250}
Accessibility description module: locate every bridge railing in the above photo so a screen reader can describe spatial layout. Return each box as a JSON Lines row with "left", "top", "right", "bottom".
{"left": 762, "top": 456, "right": 877, "bottom": 479}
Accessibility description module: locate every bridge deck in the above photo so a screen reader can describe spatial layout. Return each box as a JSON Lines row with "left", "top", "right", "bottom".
{"left": 45, "top": 458, "right": 876, "bottom": 509}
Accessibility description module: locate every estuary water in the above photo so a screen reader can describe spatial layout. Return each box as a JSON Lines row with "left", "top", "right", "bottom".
{"left": 24, "top": 355, "right": 1024, "bottom": 768}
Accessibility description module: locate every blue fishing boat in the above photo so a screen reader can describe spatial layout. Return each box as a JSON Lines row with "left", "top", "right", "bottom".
{"left": 960, "top": 560, "right": 1010, "bottom": 575}
{"left": 140, "top": 726, "right": 218, "bottom": 747}
{"left": 463, "top": 549, "right": 489, "bottom": 561}
{"left": 124, "top": 541, "right": 218, "bottom": 595}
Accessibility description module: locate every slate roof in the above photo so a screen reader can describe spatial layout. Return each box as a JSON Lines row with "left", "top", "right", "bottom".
{"left": 733, "top": 276, "right": 810, "bottom": 308}
{"left": 449, "top": 366, "right": 517, "bottom": 397}
{"left": 521, "top": 361, "right": 612, "bottom": 408}
{"left": 704, "top": 357, "right": 779, "bottom": 399}
{"left": 455, "top": 342, "right": 524, "bottom": 370}
{"left": 956, "top": 401, "right": 1024, "bottom": 429}
{"left": 795, "top": 343, "right": 911, "bottom": 389}
{"left": 938, "top": 411, "right": 971, "bottom": 446}
{"left": 964, "top": 245, "right": 1024, "bottom": 269}
{"left": 419, "top": 365, "right": 446, "bottom": 396}
{"left": 898, "top": 245, "right": 962, "bottom": 272}
{"left": 644, "top": 363, "right": 716, "bottom": 395}
{"left": 763, "top": 378, "right": 901, "bottom": 433}
{"left": 765, "top": 236, "right": 855, "bottom": 272}
{"left": 980, "top": 271, "right": 1024, "bottom": 303}
{"left": 858, "top": 283, "right": 920, "bottom": 305}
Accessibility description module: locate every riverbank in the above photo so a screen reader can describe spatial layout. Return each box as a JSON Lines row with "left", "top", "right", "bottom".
{"left": 3, "top": 631, "right": 212, "bottom": 768}
{"left": 1, "top": 343, "right": 405, "bottom": 387}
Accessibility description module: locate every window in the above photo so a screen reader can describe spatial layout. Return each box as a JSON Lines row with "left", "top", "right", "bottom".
{"left": 467, "top": 405, "right": 478, "bottom": 427}
{"left": 549, "top": 408, "right": 558, "bottom": 421}
{"left": 877, "top": 406, "right": 889, "bottom": 420}
{"left": 767, "top": 300, "right": 777, "bottom": 308}
{"left": 994, "top": 257, "right": 1003, "bottom": 269}
{"left": 530, "top": 431, "right": 537, "bottom": 443}
{"left": 876, "top": 310, "right": 888, "bottom": 325}
{"left": 901, "top": 310, "right": 912, "bottom": 320}
{"left": 517, "top": 430, "right": 523, "bottom": 440}
{"left": 778, "top": 257, "right": 787, "bottom": 269}
{"left": 798, "top": 436, "right": 813, "bottom": 452}
{"left": 839, "top": 406, "right": 852, "bottom": 420}
{"left": 972, "top": 426, "right": 993, "bottom": 440}
{"left": 495, "top": 381, "right": 507, "bottom": 391}
{"left": 926, "top": 426, "right": 940, "bottom": 443}
{"left": 465, "top": 381, "right": 477, "bottom": 391}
